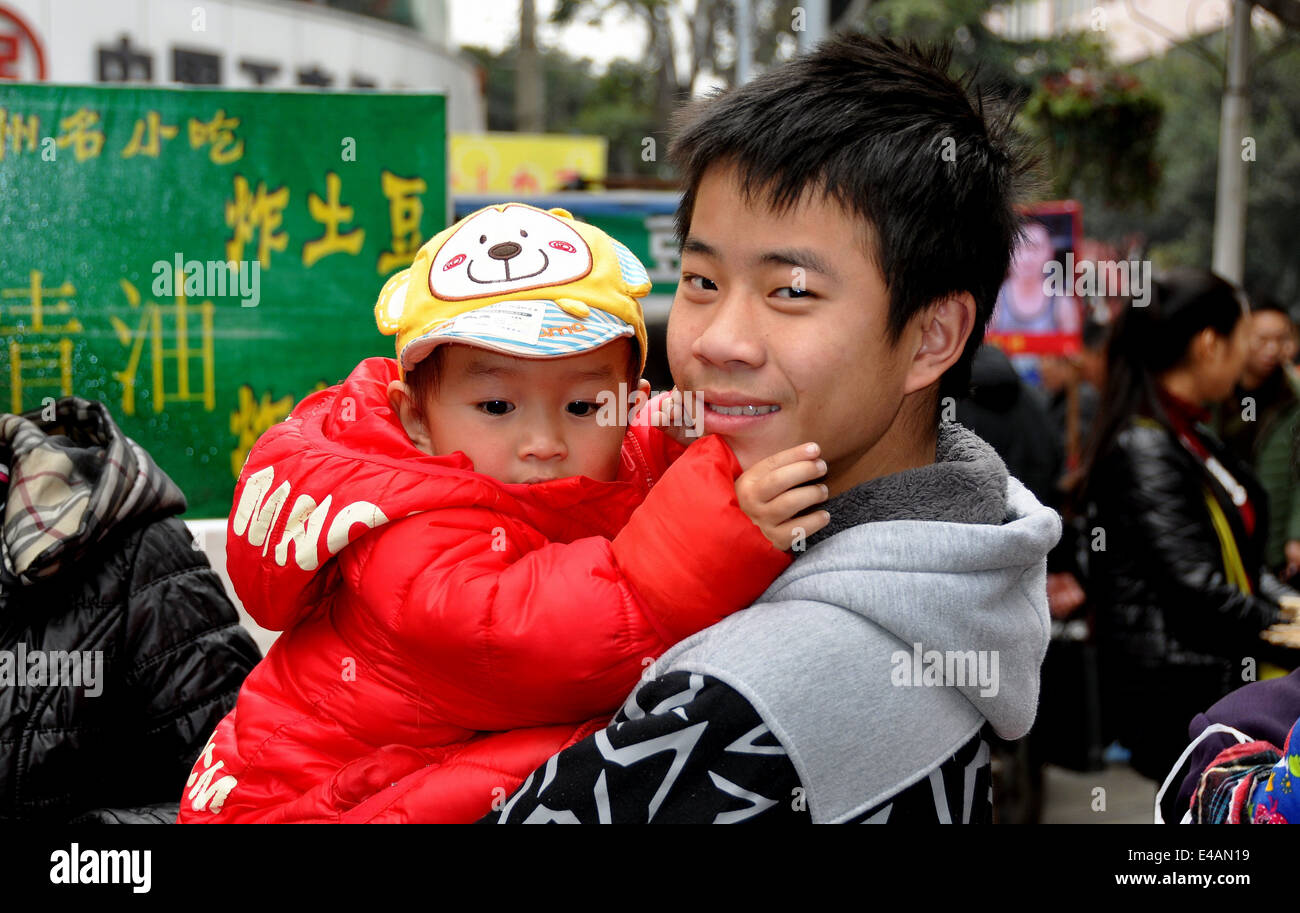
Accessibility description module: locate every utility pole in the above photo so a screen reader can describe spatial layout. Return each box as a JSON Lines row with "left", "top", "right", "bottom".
{"left": 1212, "top": 0, "right": 1252, "bottom": 284}
{"left": 736, "top": 0, "right": 753, "bottom": 84}
{"left": 516, "top": 0, "right": 545, "bottom": 133}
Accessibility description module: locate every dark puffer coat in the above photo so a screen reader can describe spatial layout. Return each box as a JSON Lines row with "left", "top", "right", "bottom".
{"left": 0, "top": 398, "right": 261, "bottom": 822}
{"left": 1086, "top": 414, "right": 1288, "bottom": 783}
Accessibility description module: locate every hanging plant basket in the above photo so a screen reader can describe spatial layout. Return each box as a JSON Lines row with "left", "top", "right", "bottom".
{"left": 1023, "top": 68, "right": 1164, "bottom": 209}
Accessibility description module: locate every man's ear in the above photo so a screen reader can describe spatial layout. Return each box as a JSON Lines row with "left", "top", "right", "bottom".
{"left": 903, "top": 292, "right": 976, "bottom": 396}
{"left": 386, "top": 379, "right": 434, "bottom": 454}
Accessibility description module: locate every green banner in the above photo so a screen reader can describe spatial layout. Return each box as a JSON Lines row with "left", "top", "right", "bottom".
{"left": 0, "top": 84, "right": 448, "bottom": 517}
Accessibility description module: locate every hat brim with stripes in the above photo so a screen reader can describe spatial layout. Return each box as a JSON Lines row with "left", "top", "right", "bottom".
{"left": 400, "top": 298, "right": 636, "bottom": 371}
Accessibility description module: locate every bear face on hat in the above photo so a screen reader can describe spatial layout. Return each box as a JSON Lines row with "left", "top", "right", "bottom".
{"left": 430, "top": 205, "right": 594, "bottom": 300}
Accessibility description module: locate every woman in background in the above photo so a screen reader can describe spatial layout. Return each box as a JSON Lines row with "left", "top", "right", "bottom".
{"left": 1073, "top": 268, "right": 1295, "bottom": 815}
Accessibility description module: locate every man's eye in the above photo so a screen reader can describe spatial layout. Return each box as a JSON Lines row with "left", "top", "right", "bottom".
{"left": 683, "top": 274, "right": 717, "bottom": 292}
{"left": 566, "top": 401, "right": 599, "bottom": 417}
{"left": 477, "top": 400, "right": 514, "bottom": 415}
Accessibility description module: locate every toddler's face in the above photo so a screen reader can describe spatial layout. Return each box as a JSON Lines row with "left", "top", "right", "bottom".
{"left": 403, "top": 341, "right": 642, "bottom": 485}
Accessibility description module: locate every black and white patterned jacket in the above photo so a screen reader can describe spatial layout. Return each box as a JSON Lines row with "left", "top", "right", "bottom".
{"left": 482, "top": 671, "right": 991, "bottom": 823}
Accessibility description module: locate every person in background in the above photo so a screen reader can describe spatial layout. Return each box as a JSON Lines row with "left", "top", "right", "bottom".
{"left": 1286, "top": 310, "right": 1300, "bottom": 366}
{"left": 1075, "top": 319, "right": 1109, "bottom": 397}
{"left": 989, "top": 221, "right": 1081, "bottom": 337}
{"left": 956, "top": 345, "right": 1083, "bottom": 621}
{"left": 1185, "top": 713, "right": 1300, "bottom": 823}
{"left": 1219, "top": 296, "right": 1300, "bottom": 579}
{"left": 956, "top": 343, "right": 1083, "bottom": 823}
{"left": 1071, "top": 268, "right": 1297, "bottom": 820}
{"left": 1171, "top": 667, "right": 1300, "bottom": 821}
{"left": 959, "top": 345, "right": 1062, "bottom": 501}
{"left": 0, "top": 397, "right": 261, "bottom": 823}
{"left": 1040, "top": 319, "right": 1107, "bottom": 463}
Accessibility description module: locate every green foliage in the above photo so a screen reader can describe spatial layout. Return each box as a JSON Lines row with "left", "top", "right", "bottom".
{"left": 572, "top": 61, "right": 668, "bottom": 176}
{"left": 849, "top": 0, "right": 1163, "bottom": 209}
{"left": 855, "top": 0, "right": 1111, "bottom": 97}
{"left": 1078, "top": 29, "right": 1300, "bottom": 304}
{"left": 851, "top": 1, "right": 1299, "bottom": 303}
{"left": 460, "top": 44, "right": 667, "bottom": 178}
{"left": 468, "top": 0, "right": 806, "bottom": 178}
{"left": 1022, "top": 69, "right": 1164, "bottom": 208}
{"left": 460, "top": 44, "right": 603, "bottom": 134}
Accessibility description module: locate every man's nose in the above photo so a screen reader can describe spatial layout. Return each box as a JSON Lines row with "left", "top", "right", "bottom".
{"left": 692, "top": 288, "right": 765, "bottom": 369}
{"left": 488, "top": 241, "right": 521, "bottom": 261}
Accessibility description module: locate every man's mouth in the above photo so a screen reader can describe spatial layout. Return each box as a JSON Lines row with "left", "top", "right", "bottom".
{"left": 699, "top": 391, "right": 781, "bottom": 417}
{"left": 706, "top": 403, "right": 781, "bottom": 416}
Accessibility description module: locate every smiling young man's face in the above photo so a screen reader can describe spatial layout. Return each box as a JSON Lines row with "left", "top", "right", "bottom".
{"left": 668, "top": 165, "right": 967, "bottom": 496}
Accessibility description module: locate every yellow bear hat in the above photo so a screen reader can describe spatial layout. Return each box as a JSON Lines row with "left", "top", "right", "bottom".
{"left": 375, "top": 202, "right": 652, "bottom": 377}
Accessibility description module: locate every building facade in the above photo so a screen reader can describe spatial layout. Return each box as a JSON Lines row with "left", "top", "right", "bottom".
{"left": 0, "top": 0, "right": 484, "bottom": 130}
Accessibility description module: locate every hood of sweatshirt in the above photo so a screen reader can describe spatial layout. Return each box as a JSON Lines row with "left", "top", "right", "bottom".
{"left": 0, "top": 398, "right": 186, "bottom": 588}
{"left": 646, "top": 422, "right": 1059, "bottom": 821}
{"left": 762, "top": 422, "right": 1058, "bottom": 741}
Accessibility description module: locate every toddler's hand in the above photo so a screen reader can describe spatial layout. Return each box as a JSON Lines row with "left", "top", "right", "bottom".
{"left": 736, "top": 442, "right": 831, "bottom": 551}
{"left": 648, "top": 387, "right": 694, "bottom": 448}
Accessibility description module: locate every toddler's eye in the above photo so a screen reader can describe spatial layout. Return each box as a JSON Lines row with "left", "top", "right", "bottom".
{"left": 566, "top": 401, "right": 599, "bottom": 417}
{"left": 478, "top": 400, "right": 514, "bottom": 416}
{"left": 684, "top": 274, "right": 717, "bottom": 292}
{"left": 773, "top": 287, "right": 812, "bottom": 299}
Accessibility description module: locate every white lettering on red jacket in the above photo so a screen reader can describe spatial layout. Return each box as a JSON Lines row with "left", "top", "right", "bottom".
{"left": 232, "top": 466, "right": 388, "bottom": 570}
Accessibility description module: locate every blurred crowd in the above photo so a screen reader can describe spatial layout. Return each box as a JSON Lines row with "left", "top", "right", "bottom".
{"left": 960, "top": 268, "right": 1300, "bottom": 823}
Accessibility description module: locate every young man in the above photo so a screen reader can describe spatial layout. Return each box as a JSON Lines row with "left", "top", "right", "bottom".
{"left": 482, "top": 33, "right": 1060, "bottom": 824}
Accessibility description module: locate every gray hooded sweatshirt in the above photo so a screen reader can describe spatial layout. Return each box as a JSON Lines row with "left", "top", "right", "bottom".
{"left": 640, "top": 422, "right": 1060, "bottom": 823}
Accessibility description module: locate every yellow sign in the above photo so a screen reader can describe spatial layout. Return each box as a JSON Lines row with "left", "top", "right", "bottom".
{"left": 451, "top": 133, "right": 607, "bottom": 195}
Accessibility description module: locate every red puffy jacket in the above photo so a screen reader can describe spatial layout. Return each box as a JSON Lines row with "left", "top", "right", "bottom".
{"left": 178, "top": 357, "right": 790, "bottom": 823}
